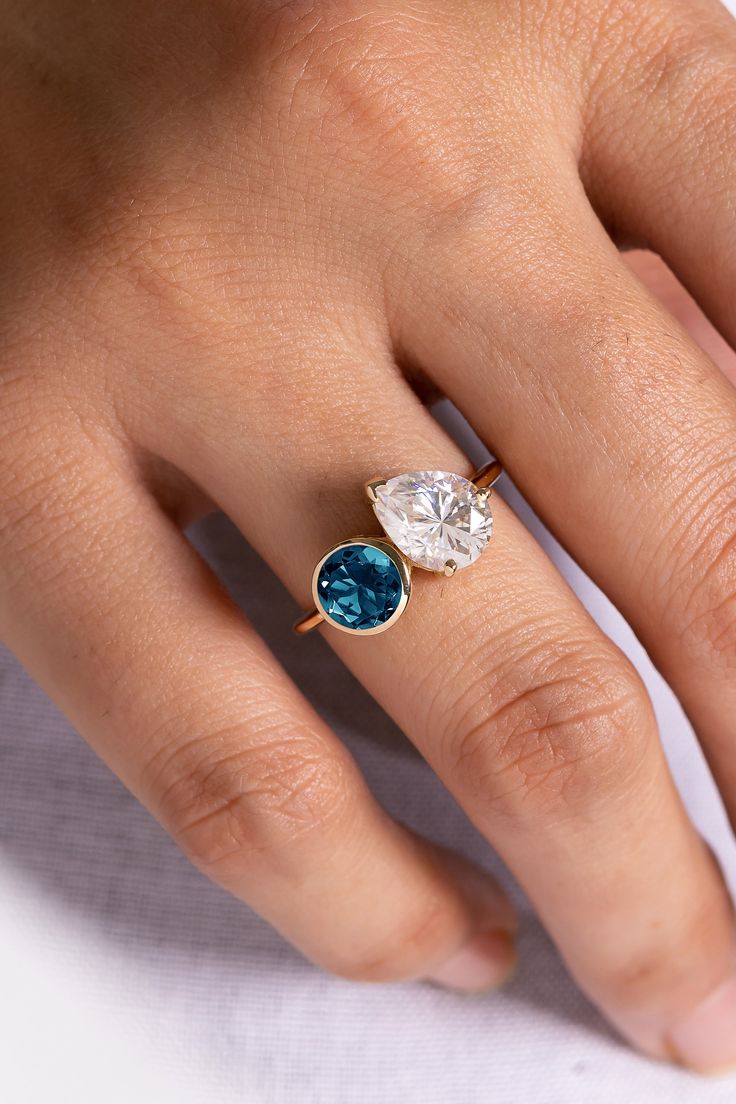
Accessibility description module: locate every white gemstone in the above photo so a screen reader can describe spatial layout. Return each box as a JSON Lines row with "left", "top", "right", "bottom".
{"left": 373, "top": 470, "right": 493, "bottom": 572}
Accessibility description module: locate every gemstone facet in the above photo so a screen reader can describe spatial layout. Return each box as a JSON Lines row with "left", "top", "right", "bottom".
{"left": 373, "top": 470, "right": 493, "bottom": 572}
{"left": 314, "top": 540, "right": 408, "bottom": 633}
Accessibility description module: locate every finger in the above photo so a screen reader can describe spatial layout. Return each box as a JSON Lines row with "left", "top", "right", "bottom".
{"left": 137, "top": 324, "right": 736, "bottom": 1070}
{"left": 398, "top": 162, "right": 736, "bottom": 835}
{"left": 0, "top": 411, "right": 517, "bottom": 989}
{"left": 579, "top": 0, "right": 736, "bottom": 349}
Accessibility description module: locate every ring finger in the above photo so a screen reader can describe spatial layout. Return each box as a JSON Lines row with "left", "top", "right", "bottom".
{"left": 134, "top": 317, "right": 736, "bottom": 1071}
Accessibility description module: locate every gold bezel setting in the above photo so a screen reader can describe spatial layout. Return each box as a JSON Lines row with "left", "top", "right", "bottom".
{"left": 294, "top": 460, "right": 502, "bottom": 636}
{"left": 310, "top": 536, "right": 412, "bottom": 637}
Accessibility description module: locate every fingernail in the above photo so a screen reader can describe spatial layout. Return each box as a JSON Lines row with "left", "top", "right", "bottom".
{"left": 667, "top": 974, "right": 736, "bottom": 1075}
{"left": 424, "top": 929, "right": 517, "bottom": 993}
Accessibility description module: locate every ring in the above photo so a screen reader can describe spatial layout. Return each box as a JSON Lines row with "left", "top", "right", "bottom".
{"left": 294, "top": 460, "right": 502, "bottom": 637}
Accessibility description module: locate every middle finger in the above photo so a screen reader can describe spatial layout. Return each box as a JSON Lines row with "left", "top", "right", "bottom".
{"left": 398, "top": 167, "right": 736, "bottom": 831}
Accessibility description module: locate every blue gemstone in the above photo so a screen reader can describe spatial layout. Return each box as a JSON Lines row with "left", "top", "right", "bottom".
{"left": 317, "top": 543, "right": 404, "bottom": 631}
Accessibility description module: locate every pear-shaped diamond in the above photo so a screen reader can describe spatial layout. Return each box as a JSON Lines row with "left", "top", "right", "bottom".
{"left": 373, "top": 470, "right": 493, "bottom": 572}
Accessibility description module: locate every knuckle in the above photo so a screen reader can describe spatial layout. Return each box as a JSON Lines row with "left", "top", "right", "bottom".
{"left": 581, "top": 2, "right": 736, "bottom": 167}
{"left": 628, "top": 16, "right": 733, "bottom": 110}
{"left": 264, "top": 0, "right": 423, "bottom": 97}
{"left": 626, "top": 14, "right": 709, "bottom": 95}
{"left": 324, "top": 900, "right": 452, "bottom": 983}
{"left": 260, "top": 0, "right": 465, "bottom": 201}
{"left": 264, "top": 1, "right": 394, "bottom": 111}
{"left": 444, "top": 639, "right": 651, "bottom": 821}
{"left": 632, "top": 39, "right": 736, "bottom": 198}
{"left": 150, "top": 721, "right": 352, "bottom": 872}
{"left": 585, "top": 0, "right": 686, "bottom": 71}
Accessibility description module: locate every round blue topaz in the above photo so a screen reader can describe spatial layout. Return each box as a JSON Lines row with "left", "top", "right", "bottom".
{"left": 316, "top": 543, "right": 404, "bottom": 631}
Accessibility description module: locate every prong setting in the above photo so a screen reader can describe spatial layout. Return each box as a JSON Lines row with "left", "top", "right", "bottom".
{"left": 364, "top": 478, "right": 388, "bottom": 504}
{"left": 296, "top": 462, "right": 502, "bottom": 635}
{"left": 372, "top": 470, "right": 494, "bottom": 573}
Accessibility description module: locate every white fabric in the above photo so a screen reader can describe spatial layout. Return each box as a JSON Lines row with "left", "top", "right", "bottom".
{"left": 4, "top": 4, "right": 736, "bottom": 1091}
{"left": 3, "top": 440, "right": 736, "bottom": 1102}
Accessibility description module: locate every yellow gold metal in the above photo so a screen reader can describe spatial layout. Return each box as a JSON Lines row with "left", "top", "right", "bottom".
{"left": 295, "top": 460, "right": 502, "bottom": 635}
{"left": 296, "top": 536, "right": 412, "bottom": 637}
{"left": 364, "top": 478, "right": 388, "bottom": 504}
{"left": 472, "top": 459, "right": 503, "bottom": 490}
{"left": 293, "top": 608, "right": 325, "bottom": 634}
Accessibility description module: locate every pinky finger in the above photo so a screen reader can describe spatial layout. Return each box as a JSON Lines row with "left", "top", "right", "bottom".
{"left": 0, "top": 419, "right": 515, "bottom": 989}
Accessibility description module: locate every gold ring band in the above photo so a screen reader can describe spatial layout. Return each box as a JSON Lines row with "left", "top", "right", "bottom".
{"left": 294, "top": 460, "right": 502, "bottom": 637}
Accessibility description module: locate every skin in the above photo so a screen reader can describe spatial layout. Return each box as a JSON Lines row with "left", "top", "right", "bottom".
{"left": 2, "top": 0, "right": 736, "bottom": 1071}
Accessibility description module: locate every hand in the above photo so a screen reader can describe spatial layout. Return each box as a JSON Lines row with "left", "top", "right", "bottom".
{"left": 2, "top": 0, "right": 736, "bottom": 1072}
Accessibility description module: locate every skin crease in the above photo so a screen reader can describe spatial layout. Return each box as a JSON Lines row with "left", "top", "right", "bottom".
{"left": 5, "top": 0, "right": 736, "bottom": 1072}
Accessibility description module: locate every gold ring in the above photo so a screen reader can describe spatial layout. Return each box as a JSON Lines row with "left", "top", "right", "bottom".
{"left": 294, "top": 460, "right": 502, "bottom": 637}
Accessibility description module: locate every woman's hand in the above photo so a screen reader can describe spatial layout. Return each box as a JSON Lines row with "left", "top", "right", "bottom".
{"left": 3, "top": 0, "right": 736, "bottom": 1071}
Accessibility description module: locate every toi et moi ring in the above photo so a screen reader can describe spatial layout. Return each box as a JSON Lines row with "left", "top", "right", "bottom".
{"left": 294, "top": 460, "right": 502, "bottom": 637}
